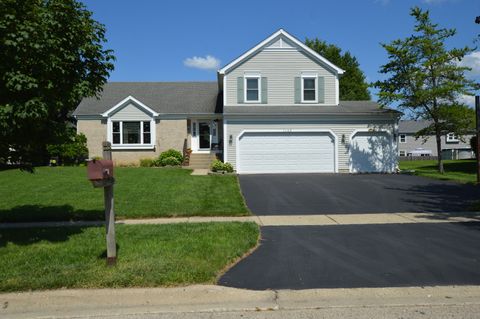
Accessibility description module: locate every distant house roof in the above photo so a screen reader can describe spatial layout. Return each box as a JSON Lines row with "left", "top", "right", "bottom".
{"left": 224, "top": 101, "right": 401, "bottom": 116}
{"left": 398, "top": 120, "right": 433, "bottom": 133}
{"left": 73, "top": 82, "right": 221, "bottom": 116}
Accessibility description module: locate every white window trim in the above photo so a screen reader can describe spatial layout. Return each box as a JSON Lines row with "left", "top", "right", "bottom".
{"left": 399, "top": 134, "right": 406, "bottom": 143}
{"left": 446, "top": 133, "right": 459, "bottom": 143}
{"left": 399, "top": 150, "right": 406, "bottom": 156}
{"left": 301, "top": 74, "right": 318, "bottom": 103}
{"left": 107, "top": 118, "right": 156, "bottom": 150}
{"left": 244, "top": 75, "right": 261, "bottom": 103}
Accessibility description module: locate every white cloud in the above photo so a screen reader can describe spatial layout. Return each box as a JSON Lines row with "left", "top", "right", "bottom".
{"left": 183, "top": 55, "right": 220, "bottom": 71}
{"left": 458, "top": 94, "right": 476, "bottom": 107}
{"left": 458, "top": 51, "right": 480, "bottom": 78}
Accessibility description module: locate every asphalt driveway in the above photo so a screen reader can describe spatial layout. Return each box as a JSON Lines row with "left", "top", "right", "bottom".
{"left": 239, "top": 174, "right": 480, "bottom": 215}
{"left": 218, "top": 222, "right": 480, "bottom": 290}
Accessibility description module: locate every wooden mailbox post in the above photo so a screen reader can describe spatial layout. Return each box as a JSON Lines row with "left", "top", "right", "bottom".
{"left": 87, "top": 141, "right": 117, "bottom": 266}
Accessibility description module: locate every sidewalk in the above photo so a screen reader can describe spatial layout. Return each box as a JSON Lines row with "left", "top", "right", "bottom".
{"left": 2, "top": 285, "right": 480, "bottom": 319}
{"left": 0, "top": 212, "right": 478, "bottom": 229}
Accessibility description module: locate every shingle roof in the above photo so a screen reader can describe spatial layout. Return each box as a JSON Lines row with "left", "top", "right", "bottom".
{"left": 73, "top": 82, "right": 221, "bottom": 116}
{"left": 224, "top": 101, "right": 401, "bottom": 116}
{"left": 398, "top": 120, "right": 433, "bottom": 133}
{"left": 73, "top": 82, "right": 401, "bottom": 117}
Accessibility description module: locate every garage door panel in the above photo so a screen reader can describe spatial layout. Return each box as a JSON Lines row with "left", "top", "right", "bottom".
{"left": 350, "top": 132, "right": 396, "bottom": 173}
{"left": 238, "top": 132, "right": 335, "bottom": 174}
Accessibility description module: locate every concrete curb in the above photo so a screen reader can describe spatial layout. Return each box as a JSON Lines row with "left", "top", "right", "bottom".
{"left": 2, "top": 285, "right": 480, "bottom": 319}
{"left": 0, "top": 212, "right": 478, "bottom": 229}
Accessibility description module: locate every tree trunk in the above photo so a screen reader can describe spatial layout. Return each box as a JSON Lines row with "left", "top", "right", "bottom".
{"left": 435, "top": 126, "right": 444, "bottom": 174}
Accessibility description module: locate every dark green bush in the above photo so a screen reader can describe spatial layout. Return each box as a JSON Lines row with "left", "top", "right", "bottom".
{"left": 159, "top": 149, "right": 183, "bottom": 166}
{"left": 46, "top": 133, "right": 88, "bottom": 165}
{"left": 161, "top": 156, "right": 181, "bottom": 166}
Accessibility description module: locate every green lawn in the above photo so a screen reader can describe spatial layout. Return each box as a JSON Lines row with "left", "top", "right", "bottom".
{"left": 0, "top": 167, "right": 249, "bottom": 222}
{"left": 0, "top": 222, "right": 259, "bottom": 292}
{"left": 399, "top": 159, "right": 477, "bottom": 184}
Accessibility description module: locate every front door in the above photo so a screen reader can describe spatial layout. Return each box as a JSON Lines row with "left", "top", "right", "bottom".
{"left": 198, "top": 122, "right": 211, "bottom": 150}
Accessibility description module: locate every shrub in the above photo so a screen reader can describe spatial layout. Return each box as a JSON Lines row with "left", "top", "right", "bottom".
{"left": 211, "top": 159, "right": 224, "bottom": 172}
{"left": 159, "top": 149, "right": 183, "bottom": 166}
{"left": 161, "top": 156, "right": 181, "bottom": 166}
{"left": 211, "top": 160, "right": 234, "bottom": 173}
{"left": 223, "top": 162, "right": 234, "bottom": 173}
{"left": 46, "top": 133, "right": 88, "bottom": 165}
{"left": 140, "top": 158, "right": 154, "bottom": 167}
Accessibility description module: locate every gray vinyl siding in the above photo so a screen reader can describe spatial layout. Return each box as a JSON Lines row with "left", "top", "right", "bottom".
{"left": 224, "top": 119, "right": 395, "bottom": 171}
{"left": 398, "top": 134, "right": 473, "bottom": 156}
{"left": 225, "top": 50, "right": 337, "bottom": 106}
{"left": 110, "top": 103, "right": 152, "bottom": 121}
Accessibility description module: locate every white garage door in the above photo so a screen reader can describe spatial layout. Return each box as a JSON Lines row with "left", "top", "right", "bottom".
{"left": 350, "top": 132, "right": 395, "bottom": 173}
{"left": 238, "top": 131, "right": 335, "bottom": 174}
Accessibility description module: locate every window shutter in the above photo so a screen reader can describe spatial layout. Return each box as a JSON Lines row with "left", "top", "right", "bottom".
{"left": 294, "top": 77, "right": 301, "bottom": 103}
{"left": 237, "top": 77, "right": 244, "bottom": 104}
{"left": 317, "top": 76, "right": 325, "bottom": 103}
{"left": 261, "top": 77, "right": 268, "bottom": 104}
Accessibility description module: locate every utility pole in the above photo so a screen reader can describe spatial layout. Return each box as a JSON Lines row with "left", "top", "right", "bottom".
{"left": 476, "top": 96, "right": 480, "bottom": 184}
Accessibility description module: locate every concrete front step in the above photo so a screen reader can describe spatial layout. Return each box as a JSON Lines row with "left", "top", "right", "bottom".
{"left": 187, "top": 153, "right": 217, "bottom": 169}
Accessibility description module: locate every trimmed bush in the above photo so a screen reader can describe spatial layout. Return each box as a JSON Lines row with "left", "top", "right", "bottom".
{"left": 223, "top": 162, "right": 234, "bottom": 173}
{"left": 159, "top": 149, "right": 183, "bottom": 166}
{"left": 211, "top": 159, "right": 224, "bottom": 172}
{"left": 139, "top": 158, "right": 154, "bottom": 167}
{"left": 161, "top": 156, "right": 181, "bottom": 167}
{"left": 211, "top": 160, "right": 234, "bottom": 173}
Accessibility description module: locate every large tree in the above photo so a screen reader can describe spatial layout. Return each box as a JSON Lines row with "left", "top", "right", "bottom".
{"left": 0, "top": 0, "right": 114, "bottom": 166}
{"left": 305, "top": 38, "right": 371, "bottom": 100}
{"left": 374, "top": 7, "right": 475, "bottom": 173}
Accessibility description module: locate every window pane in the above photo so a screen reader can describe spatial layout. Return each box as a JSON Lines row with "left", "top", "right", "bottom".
{"left": 304, "top": 78, "right": 315, "bottom": 89}
{"left": 143, "top": 133, "right": 151, "bottom": 144}
{"left": 246, "top": 89, "right": 259, "bottom": 101}
{"left": 246, "top": 78, "right": 258, "bottom": 89}
{"left": 143, "top": 121, "right": 150, "bottom": 133}
{"left": 303, "top": 90, "right": 315, "bottom": 101}
{"left": 123, "top": 122, "right": 140, "bottom": 144}
{"left": 113, "top": 133, "right": 120, "bottom": 144}
{"left": 113, "top": 122, "right": 120, "bottom": 133}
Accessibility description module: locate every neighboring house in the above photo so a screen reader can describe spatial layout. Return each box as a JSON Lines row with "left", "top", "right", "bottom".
{"left": 74, "top": 29, "right": 401, "bottom": 173}
{"left": 398, "top": 120, "right": 474, "bottom": 159}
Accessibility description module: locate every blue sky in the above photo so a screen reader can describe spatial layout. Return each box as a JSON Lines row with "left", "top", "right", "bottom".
{"left": 83, "top": 0, "right": 479, "bottom": 103}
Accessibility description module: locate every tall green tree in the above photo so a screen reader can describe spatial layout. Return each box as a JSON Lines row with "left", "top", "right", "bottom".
{"left": 305, "top": 38, "right": 371, "bottom": 100}
{"left": 374, "top": 7, "right": 475, "bottom": 173}
{"left": 0, "top": 0, "right": 114, "bottom": 166}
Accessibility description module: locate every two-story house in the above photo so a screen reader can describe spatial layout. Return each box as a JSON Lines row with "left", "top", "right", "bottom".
{"left": 74, "top": 29, "right": 401, "bottom": 173}
{"left": 398, "top": 120, "right": 474, "bottom": 159}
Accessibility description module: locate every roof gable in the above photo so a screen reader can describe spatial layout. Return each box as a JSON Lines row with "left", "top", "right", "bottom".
{"left": 218, "top": 29, "right": 345, "bottom": 75}
{"left": 101, "top": 96, "right": 159, "bottom": 118}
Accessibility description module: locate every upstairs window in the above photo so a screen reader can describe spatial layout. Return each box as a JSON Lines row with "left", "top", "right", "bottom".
{"left": 245, "top": 76, "right": 261, "bottom": 102}
{"left": 302, "top": 76, "right": 317, "bottom": 102}
{"left": 446, "top": 133, "right": 459, "bottom": 143}
{"left": 111, "top": 121, "right": 153, "bottom": 145}
{"left": 399, "top": 134, "right": 406, "bottom": 143}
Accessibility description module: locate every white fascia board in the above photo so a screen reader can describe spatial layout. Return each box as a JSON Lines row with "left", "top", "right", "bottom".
{"left": 218, "top": 29, "right": 345, "bottom": 75}
{"left": 101, "top": 95, "right": 159, "bottom": 118}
